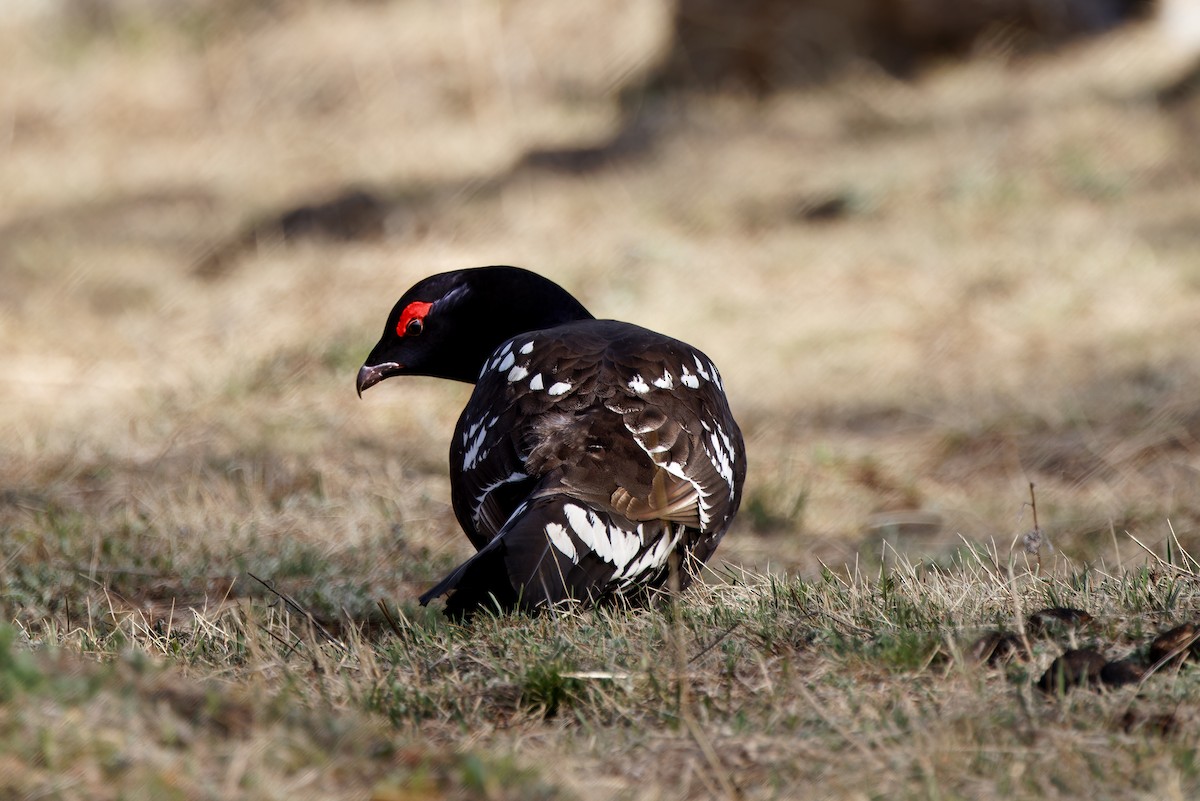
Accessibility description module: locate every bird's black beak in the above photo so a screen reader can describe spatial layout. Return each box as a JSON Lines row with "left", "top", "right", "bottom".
{"left": 356, "top": 362, "right": 402, "bottom": 398}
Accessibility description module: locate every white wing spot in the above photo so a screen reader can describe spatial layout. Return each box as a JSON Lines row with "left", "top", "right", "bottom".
{"left": 708, "top": 362, "right": 724, "bottom": 390}
{"left": 563, "top": 504, "right": 642, "bottom": 573}
{"left": 497, "top": 350, "right": 515, "bottom": 372}
{"left": 547, "top": 381, "right": 572, "bottom": 396}
{"left": 545, "top": 523, "right": 578, "bottom": 563}
{"left": 507, "top": 365, "right": 529, "bottom": 383}
{"left": 487, "top": 343, "right": 513, "bottom": 372}
{"left": 706, "top": 426, "right": 736, "bottom": 493}
{"left": 519, "top": 341, "right": 535, "bottom": 355}
{"left": 628, "top": 375, "right": 650, "bottom": 394}
{"left": 652, "top": 371, "right": 673, "bottom": 390}
{"left": 463, "top": 416, "right": 500, "bottom": 470}
{"left": 717, "top": 424, "right": 736, "bottom": 467}
{"left": 619, "top": 527, "right": 681, "bottom": 582}
{"left": 529, "top": 373, "right": 544, "bottom": 391}
{"left": 610, "top": 528, "right": 641, "bottom": 574}
{"left": 692, "top": 355, "right": 711, "bottom": 381}
{"left": 680, "top": 365, "right": 700, "bottom": 389}
{"left": 565, "top": 504, "right": 610, "bottom": 562}
{"left": 464, "top": 431, "right": 487, "bottom": 469}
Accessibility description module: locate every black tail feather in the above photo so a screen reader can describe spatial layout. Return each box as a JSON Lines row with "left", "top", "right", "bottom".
{"left": 418, "top": 536, "right": 518, "bottom": 620}
{"left": 420, "top": 496, "right": 610, "bottom": 618}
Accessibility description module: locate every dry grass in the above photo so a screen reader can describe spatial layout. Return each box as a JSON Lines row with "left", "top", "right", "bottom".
{"left": 5, "top": 552, "right": 1200, "bottom": 799}
{"left": 3, "top": 1, "right": 1200, "bottom": 798}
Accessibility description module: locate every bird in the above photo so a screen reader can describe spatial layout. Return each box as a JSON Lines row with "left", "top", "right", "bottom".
{"left": 356, "top": 266, "right": 746, "bottom": 617}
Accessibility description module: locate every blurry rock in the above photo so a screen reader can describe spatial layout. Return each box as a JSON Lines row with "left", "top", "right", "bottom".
{"left": 1099, "top": 658, "right": 1145, "bottom": 687}
{"left": 518, "top": 124, "right": 656, "bottom": 175}
{"left": 1027, "top": 607, "right": 1093, "bottom": 636}
{"left": 1157, "top": 59, "right": 1200, "bottom": 108}
{"left": 789, "top": 193, "right": 853, "bottom": 223}
{"left": 648, "top": 0, "right": 1155, "bottom": 95}
{"left": 1037, "top": 648, "right": 1106, "bottom": 693}
{"left": 194, "top": 187, "right": 390, "bottom": 280}
{"left": 739, "top": 190, "right": 862, "bottom": 233}
{"left": 968, "top": 630, "right": 1030, "bottom": 665}
{"left": 1148, "top": 622, "right": 1200, "bottom": 667}
{"left": 1120, "top": 708, "right": 1179, "bottom": 736}
{"left": 276, "top": 189, "right": 387, "bottom": 243}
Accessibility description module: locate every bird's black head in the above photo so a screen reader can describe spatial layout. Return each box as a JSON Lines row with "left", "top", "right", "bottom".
{"left": 356, "top": 266, "right": 595, "bottom": 395}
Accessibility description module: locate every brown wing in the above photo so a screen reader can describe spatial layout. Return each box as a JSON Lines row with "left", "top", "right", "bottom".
{"left": 599, "top": 335, "right": 745, "bottom": 543}
{"left": 440, "top": 319, "right": 745, "bottom": 612}
{"left": 452, "top": 322, "right": 743, "bottom": 535}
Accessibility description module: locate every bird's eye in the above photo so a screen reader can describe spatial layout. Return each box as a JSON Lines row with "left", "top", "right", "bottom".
{"left": 395, "top": 300, "right": 433, "bottom": 338}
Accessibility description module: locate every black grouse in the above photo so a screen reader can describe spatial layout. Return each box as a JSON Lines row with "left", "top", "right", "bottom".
{"left": 356, "top": 266, "right": 746, "bottom": 617}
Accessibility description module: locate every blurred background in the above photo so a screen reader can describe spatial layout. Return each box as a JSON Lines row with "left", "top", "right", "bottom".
{"left": 3, "top": 0, "right": 1200, "bottom": 623}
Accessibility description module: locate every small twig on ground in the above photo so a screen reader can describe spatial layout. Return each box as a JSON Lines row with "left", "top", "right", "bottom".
{"left": 377, "top": 599, "right": 406, "bottom": 639}
{"left": 1021, "top": 482, "right": 1051, "bottom": 570}
{"left": 1030, "top": 482, "right": 1039, "bottom": 533}
{"left": 1167, "top": 520, "right": 1200, "bottom": 574}
{"left": 247, "top": 572, "right": 348, "bottom": 655}
{"left": 688, "top": 620, "right": 742, "bottom": 665}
